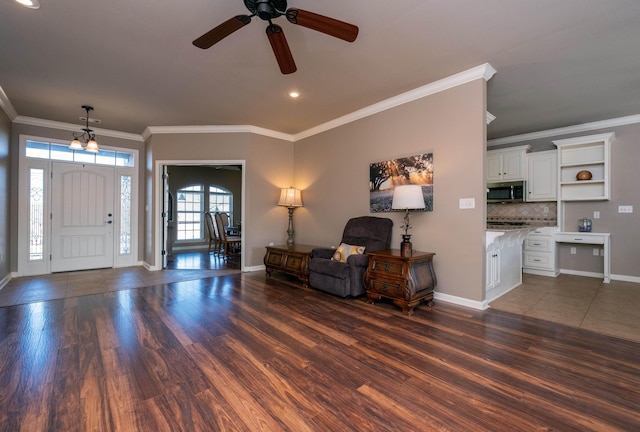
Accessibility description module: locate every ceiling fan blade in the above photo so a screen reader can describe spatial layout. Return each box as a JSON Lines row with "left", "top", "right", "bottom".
{"left": 286, "top": 8, "right": 358, "bottom": 42}
{"left": 193, "top": 15, "right": 252, "bottom": 49}
{"left": 266, "top": 24, "right": 297, "bottom": 74}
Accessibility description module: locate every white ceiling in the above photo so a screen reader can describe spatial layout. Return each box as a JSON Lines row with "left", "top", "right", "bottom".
{"left": 2, "top": 0, "right": 640, "bottom": 140}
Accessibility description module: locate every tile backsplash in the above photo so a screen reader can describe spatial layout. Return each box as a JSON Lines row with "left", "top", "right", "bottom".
{"left": 487, "top": 202, "right": 557, "bottom": 225}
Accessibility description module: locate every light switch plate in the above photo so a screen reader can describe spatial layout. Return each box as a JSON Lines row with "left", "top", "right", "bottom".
{"left": 618, "top": 205, "right": 633, "bottom": 213}
{"left": 459, "top": 198, "right": 475, "bottom": 209}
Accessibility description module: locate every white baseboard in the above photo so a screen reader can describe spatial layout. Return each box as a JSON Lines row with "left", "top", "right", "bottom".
{"left": 434, "top": 292, "right": 487, "bottom": 310}
{"left": 143, "top": 261, "right": 162, "bottom": 271}
{"left": 523, "top": 268, "right": 560, "bottom": 277}
{"left": 610, "top": 273, "right": 640, "bottom": 284}
{"left": 0, "top": 273, "right": 12, "bottom": 290}
{"left": 559, "top": 269, "right": 604, "bottom": 279}
{"left": 244, "top": 265, "right": 265, "bottom": 272}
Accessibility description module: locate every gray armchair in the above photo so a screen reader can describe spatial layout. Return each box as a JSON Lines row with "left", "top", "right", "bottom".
{"left": 309, "top": 216, "right": 393, "bottom": 297}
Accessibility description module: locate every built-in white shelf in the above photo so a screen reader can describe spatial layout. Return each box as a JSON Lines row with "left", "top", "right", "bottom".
{"left": 553, "top": 132, "right": 613, "bottom": 202}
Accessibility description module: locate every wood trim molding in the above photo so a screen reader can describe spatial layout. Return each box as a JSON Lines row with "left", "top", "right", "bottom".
{"left": 13, "top": 115, "right": 144, "bottom": 142}
{"left": 294, "top": 63, "right": 497, "bottom": 141}
{"left": 488, "top": 113, "right": 640, "bottom": 147}
{"left": 0, "top": 85, "right": 17, "bottom": 120}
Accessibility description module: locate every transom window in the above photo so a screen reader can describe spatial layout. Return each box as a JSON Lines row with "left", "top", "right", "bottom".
{"left": 26, "top": 140, "right": 135, "bottom": 166}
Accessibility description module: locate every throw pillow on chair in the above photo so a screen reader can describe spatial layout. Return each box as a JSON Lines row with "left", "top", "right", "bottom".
{"left": 331, "top": 243, "right": 366, "bottom": 263}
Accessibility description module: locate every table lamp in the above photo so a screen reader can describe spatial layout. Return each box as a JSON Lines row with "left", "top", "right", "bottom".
{"left": 391, "top": 184, "right": 425, "bottom": 256}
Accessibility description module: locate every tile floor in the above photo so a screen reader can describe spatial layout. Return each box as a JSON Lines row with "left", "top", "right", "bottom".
{"left": 490, "top": 273, "right": 640, "bottom": 343}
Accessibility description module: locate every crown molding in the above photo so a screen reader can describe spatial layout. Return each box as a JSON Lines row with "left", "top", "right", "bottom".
{"left": 487, "top": 113, "right": 640, "bottom": 147}
{"left": 0, "top": 86, "right": 18, "bottom": 120}
{"left": 142, "top": 125, "right": 294, "bottom": 142}
{"left": 5, "top": 63, "right": 496, "bottom": 143}
{"left": 293, "top": 63, "right": 497, "bottom": 141}
{"left": 13, "top": 116, "right": 144, "bottom": 142}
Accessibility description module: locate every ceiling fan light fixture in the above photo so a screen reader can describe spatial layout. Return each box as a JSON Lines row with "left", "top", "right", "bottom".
{"left": 15, "top": 0, "right": 40, "bottom": 9}
{"left": 194, "top": 1, "right": 358, "bottom": 74}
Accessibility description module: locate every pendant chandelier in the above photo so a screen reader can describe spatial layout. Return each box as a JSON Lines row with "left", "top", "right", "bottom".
{"left": 69, "top": 105, "right": 100, "bottom": 153}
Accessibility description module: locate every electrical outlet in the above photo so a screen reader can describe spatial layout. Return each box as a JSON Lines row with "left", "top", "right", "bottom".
{"left": 570, "top": 247, "right": 577, "bottom": 254}
{"left": 593, "top": 211, "right": 600, "bottom": 219}
{"left": 593, "top": 248, "right": 600, "bottom": 256}
{"left": 269, "top": 242, "right": 274, "bottom": 246}
{"left": 543, "top": 206, "right": 549, "bottom": 214}
{"left": 618, "top": 205, "right": 633, "bottom": 213}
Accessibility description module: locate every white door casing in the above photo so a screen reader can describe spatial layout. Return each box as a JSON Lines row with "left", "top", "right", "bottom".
{"left": 50, "top": 162, "right": 115, "bottom": 272}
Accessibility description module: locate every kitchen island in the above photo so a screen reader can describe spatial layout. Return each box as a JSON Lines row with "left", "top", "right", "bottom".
{"left": 485, "top": 226, "right": 536, "bottom": 303}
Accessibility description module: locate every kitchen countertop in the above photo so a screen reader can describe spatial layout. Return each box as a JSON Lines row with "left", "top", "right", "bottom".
{"left": 486, "top": 220, "right": 557, "bottom": 231}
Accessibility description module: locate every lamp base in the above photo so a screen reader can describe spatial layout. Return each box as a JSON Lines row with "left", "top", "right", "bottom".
{"left": 400, "top": 235, "right": 412, "bottom": 257}
{"left": 286, "top": 207, "right": 296, "bottom": 246}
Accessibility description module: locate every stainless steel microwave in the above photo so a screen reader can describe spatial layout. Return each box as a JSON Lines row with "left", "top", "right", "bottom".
{"left": 487, "top": 181, "right": 526, "bottom": 203}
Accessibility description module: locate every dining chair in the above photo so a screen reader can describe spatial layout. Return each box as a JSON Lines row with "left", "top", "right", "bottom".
{"left": 204, "top": 212, "right": 220, "bottom": 254}
{"left": 214, "top": 212, "right": 241, "bottom": 259}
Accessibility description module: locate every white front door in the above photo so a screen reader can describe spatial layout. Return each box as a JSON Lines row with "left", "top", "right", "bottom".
{"left": 50, "top": 162, "right": 115, "bottom": 272}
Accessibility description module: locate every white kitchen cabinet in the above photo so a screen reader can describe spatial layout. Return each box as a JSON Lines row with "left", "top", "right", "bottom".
{"left": 486, "top": 248, "right": 501, "bottom": 291}
{"left": 486, "top": 145, "right": 529, "bottom": 182}
{"left": 486, "top": 229, "right": 532, "bottom": 303}
{"left": 526, "top": 150, "right": 557, "bottom": 201}
{"left": 522, "top": 226, "right": 558, "bottom": 277}
{"left": 554, "top": 133, "right": 613, "bottom": 201}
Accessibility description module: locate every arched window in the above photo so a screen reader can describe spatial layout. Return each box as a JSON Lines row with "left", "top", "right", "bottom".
{"left": 209, "top": 186, "right": 234, "bottom": 224}
{"left": 176, "top": 185, "right": 203, "bottom": 240}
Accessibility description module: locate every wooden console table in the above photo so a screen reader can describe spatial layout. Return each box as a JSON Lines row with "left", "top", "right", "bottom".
{"left": 364, "top": 249, "right": 437, "bottom": 315}
{"left": 264, "top": 244, "right": 317, "bottom": 287}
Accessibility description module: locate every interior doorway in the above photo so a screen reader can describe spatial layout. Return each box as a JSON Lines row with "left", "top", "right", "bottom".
{"left": 155, "top": 160, "right": 245, "bottom": 271}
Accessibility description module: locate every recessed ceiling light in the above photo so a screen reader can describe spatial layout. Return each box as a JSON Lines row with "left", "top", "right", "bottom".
{"left": 15, "top": 0, "right": 40, "bottom": 9}
{"left": 289, "top": 91, "right": 300, "bottom": 98}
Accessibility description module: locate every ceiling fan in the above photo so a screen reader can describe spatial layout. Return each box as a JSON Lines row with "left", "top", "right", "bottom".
{"left": 193, "top": 0, "right": 359, "bottom": 74}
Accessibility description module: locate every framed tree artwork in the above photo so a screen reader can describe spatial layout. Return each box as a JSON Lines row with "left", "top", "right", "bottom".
{"left": 369, "top": 153, "right": 433, "bottom": 212}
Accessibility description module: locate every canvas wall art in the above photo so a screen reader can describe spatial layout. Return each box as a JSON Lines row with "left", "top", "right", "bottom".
{"left": 369, "top": 153, "right": 433, "bottom": 212}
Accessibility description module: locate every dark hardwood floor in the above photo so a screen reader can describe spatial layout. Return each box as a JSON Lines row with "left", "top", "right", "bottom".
{"left": 166, "top": 250, "right": 240, "bottom": 270}
{"left": 1, "top": 271, "right": 638, "bottom": 431}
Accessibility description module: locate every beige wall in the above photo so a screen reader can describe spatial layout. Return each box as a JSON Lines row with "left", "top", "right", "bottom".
{"left": 294, "top": 80, "right": 488, "bottom": 302}
{"left": 145, "top": 132, "right": 294, "bottom": 269}
{"left": 0, "top": 110, "right": 10, "bottom": 280}
{"left": 9, "top": 123, "right": 145, "bottom": 271}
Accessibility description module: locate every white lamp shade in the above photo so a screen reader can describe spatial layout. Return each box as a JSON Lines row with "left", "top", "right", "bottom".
{"left": 85, "top": 139, "right": 100, "bottom": 153}
{"left": 391, "top": 185, "right": 425, "bottom": 210}
{"left": 69, "top": 138, "right": 84, "bottom": 150}
{"left": 278, "top": 187, "right": 303, "bottom": 207}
